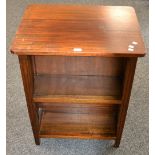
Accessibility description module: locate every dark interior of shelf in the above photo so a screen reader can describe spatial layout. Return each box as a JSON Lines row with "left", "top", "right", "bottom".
{"left": 33, "top": 74, "right": 122, "bottom": 98}
{"left": 32, "top": 56, "right": 123, "bottom": 139}
{"left": 39, "top": 103, "right": 118, "bottom": 139}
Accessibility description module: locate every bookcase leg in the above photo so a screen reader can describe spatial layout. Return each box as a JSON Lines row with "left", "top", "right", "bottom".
{"left": 114, "top": 139, "right": 120, "bottom": 147}
{"left": 19, "top": 55, "right": 40, "bottom": 145}
{"left": 34, "top": 137, "right": 40, "bottom": 145}
{"left": 115, "top": 58, "right": 137, "bottom": 147}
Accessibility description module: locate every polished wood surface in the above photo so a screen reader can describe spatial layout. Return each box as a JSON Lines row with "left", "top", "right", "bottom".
{"left": 33, "top": 56, "right": 125, "bottom": 76}
{"left": 33, "top": 95, "right": 121, "bottom": 104}
{"left": 39, "top": 103, "right": 118, "bottom": 139}
{"left": 18, "top": 56, "right": 40, "bottom": 145}
{"left": 10, "top": 5, "right": 145, "bottom": 57}
{"left": 114, "top": 58, "right": 137, "bottom": 147}
{"left": 34, "top": 75, "right": 122, "bottom": 96}
{"left": 10, "top": 5, "right": 145, "bottom": 148}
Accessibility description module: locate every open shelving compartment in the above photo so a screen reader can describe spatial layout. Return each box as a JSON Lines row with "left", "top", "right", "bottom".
{"left": 32, "top": 56, "right": 125, "bottom": 140}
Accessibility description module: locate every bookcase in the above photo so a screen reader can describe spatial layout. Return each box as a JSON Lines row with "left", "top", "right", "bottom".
{"left": 10, "top": 5, "right": 145, "bottom": 147}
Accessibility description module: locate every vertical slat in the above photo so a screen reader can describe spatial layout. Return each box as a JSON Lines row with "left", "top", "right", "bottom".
{"left": 18, "top": 55, "right": 40, "bottom": 145}
{"left": 114, "top": 57, "right": 137, "bottom": 147}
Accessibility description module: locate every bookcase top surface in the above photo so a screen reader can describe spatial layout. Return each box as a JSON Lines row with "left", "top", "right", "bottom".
{"left": 10, "top": 4, "right": 145, "bottom": 57}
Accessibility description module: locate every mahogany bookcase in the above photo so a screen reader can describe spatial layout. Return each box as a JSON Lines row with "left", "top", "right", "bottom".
{"left": 10, "top": 5, "right": 145, "bottom": 147}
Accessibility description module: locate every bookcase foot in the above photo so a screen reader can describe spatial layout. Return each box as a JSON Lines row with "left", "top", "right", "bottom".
{"left": 35, "top": 137, "right": 40, "bottom": 145}
{"left": 113, "top": 139, "right": 120, "bottom": 148}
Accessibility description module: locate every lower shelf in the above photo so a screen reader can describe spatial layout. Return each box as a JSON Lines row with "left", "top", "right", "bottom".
{"left": 39, "top": 104, "right": 118, "bottom": 139}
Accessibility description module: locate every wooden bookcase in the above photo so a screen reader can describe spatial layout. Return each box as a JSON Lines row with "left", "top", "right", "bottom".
{"left": 10, "top": 5, "right": 145, "bottom": 147}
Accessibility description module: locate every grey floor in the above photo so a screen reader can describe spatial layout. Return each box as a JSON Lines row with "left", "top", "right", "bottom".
{"left": 6, "top": 0, "right": 149, "bottom": 155}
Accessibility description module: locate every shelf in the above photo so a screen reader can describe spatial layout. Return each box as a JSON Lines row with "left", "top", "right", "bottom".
{"left": 39, "top": 104, "right": 118, "bottom": 139}
{"left": 34, "top": 95, "right": 121, "bottom": 104}
{"left": 33, "top": 75, "right": 122, "bottom": 104}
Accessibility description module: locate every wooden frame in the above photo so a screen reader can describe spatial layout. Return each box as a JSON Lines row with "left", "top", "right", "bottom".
{"left": 115, "top": 58, "right": 137, "bottom": 147}
{"left": 10, "top": 5, "right": 145, "bottom": 147}
{"left": 18, "top": 55, "right": 138, "bottom": 147}
{"left": 18, "top": 55, "right": 40, "bottom": 145}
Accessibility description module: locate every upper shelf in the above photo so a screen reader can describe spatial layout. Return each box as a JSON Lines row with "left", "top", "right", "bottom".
{"left": 10, "top": 5, "right": 145, "bottom": 57}
{"left": 33, "top": 74, "right": 122, "bottom": 104}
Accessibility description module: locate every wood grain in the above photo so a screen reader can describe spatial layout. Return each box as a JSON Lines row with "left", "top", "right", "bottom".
{"left": 114, "top": 58, "right": 137, "bottom": 147}
{"left": 10, "top": 5, "right": 145, "bottom": 147}
{"left": 10, "top": 5, "right": 145, "bottom": 57}
{"left": 33, "top": 75, "right": 122, "bottom": 97}
{"left": 33, "top": 56, "right": 125, "bottom": 76}
{"left": 18, "top": 55, "right": 40, "bottom": 145}
{"left": 33, "top": 95, "right": 121, "bottom": 104}
{"left": 39, "top": 103, "right": 118, "bottom": 139}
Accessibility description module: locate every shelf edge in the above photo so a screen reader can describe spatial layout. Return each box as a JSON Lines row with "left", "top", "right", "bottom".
{"left": 33, "top": 95, "right": 122, "bottom": 104}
